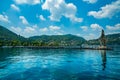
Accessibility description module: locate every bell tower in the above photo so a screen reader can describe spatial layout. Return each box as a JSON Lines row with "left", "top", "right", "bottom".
{"left": 99, "top": 29, "right": 106, "bottom": 47}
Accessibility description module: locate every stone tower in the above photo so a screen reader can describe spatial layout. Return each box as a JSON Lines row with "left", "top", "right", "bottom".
{"left": 99, "top": 29, "right": 106, "bottom": 46}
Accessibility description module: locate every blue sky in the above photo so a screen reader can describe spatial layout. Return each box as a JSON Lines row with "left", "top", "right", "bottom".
{"left": 0, "top": 0, "right": 120, "bottom": 40}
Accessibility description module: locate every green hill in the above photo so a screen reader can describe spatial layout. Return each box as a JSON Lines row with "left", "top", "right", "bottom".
{"left": 29, "top": 34, "right": 86, "bottom": 46}
{"left": 0, "top": 25, "right": 26, "bottom": 46}
{"left": 106, "top": 33, "right": 120, "bottom": 45}
{"left": 0, "top": 25, "right": 25, "bottom": 40}
{"left": 87, "top": 33, "right": 120, "bottom": 45}
{"left": 0, "top": 25, "right": 86, "bottom": 46}
{"left": 0, "top": 25, "right": 120, "bottom": 46}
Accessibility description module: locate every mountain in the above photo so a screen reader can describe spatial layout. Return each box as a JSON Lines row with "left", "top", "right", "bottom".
{"left": 106, "top": 33, "right": 120, "bottom": 45}
{"left": 0, "top": 25, "right": 120, "bottom": 46}
{"left": 29, "top": 34, "right": 86, "bottom": 46}
{"left": 0, "top": 25, "right": 26, "bottom": 46}
{"left": 0, "top": 25, "right": 25, "bottom": 41}
{"left": 87, "top": 33, "right": 120, "bottom": 45}
{"left": 0, "top": 25, "right": 86, "bottom": 46}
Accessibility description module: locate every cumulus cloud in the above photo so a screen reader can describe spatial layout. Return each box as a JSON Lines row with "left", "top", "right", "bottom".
{"left": 10, "top": 25, "right": 62, "bottom": 37}
{"left": 14, "top": 0, "right": 40, "bottom": 5}
{"left": 80, "top": 26, "right": 88, "bottom": 31}
{"left": 40, "top": 25, "right": 62, "bottom": 35}
{"left": 40, "top": 27, "right": 48, "bottom": 32}
{"left": 76, "top": 34, "right": 81, "bottom": 37}
{"left": 42, "top": 0, "right": 83, "bottom": 22}
{"left": 24, "top": 27, "right": 36, "bottom": 33}
{"left": 88, "top": 0, "right": 120, "bottom": 19}
{"left": 39, "top": 15, "right": 46, "bottom": 21}
{"left": 0, "top": 14, "right": 9, "bottom": 22}
{"left": 11, "top": 26, "right": 22, "bottom": 34}
{"left": 90, "top": 23, "right": 102, "bottom": 30}
{"left": 54, "top": 31, "right": 63, "bottom": 35}
{"left": 79, "top": 24, "right": 103, "bottom": 40}
{"left": 106, "top": 23, "right": 120, "bottom": 31}
{"left": 11, "top": 4, "right": 20, "bottom": 11}
{"left": 84, "top": 33, "right": 96, "bottom": 40}
{"left": 83, "top": 0, "right": 97, "bottom": 4}
{"left": 11, "top": 26, "right": 36, "bottom": 34}
{"left": 49, "top": 25, "right": 61, "bottom": 31}
{"left": 19, "top": 16, "right": 29, "bottom": 25}
{"left": 10, "top": 25, "right": 38, "bottom": 37}
{"left": 40, "top": 25, "right": 61, "bottom": 33}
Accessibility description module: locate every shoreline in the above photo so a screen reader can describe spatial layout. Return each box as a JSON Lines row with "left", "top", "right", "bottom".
{"left": 0, "top": 46, "right": 113, "bottom": 50}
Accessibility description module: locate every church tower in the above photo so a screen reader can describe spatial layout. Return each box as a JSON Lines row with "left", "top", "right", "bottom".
{"left": 99, "top": 29, "right": 106, "bottom": 47}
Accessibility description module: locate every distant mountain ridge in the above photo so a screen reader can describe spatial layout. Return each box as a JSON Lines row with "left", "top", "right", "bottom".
{"left": 29, "top": 34, "right": 85, "bottom": 42}
{"left": 29, "top": 34, "right": 86, "bottom": 46}
{"left": 88, "top": 33, "right": 120, "bottom": 45}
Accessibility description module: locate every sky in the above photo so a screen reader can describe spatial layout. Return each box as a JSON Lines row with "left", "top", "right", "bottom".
{"left": 0, "top": 0, "right": 120, "bottom": 40}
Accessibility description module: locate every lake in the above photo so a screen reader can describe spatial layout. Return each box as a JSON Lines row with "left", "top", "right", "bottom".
{"left": 0, "top": 47, "right": 120, "bottom": 80}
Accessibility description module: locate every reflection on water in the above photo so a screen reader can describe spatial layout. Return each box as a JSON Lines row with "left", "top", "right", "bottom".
{"left": 0, "top": 48, "right": 120, "bottom": 80}
{"left": 101, "top": 50, "right": 107, "bottom": 70}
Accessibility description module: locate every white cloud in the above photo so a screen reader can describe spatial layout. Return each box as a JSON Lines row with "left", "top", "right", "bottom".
{"left": 78, "top": 24, "right": 104, "bottom": 40}
{"left": 49, "top": 25, "right": 61, "bottom": 31}
{"left": 39, "top": 15, "right": 46, "bottom": 21}
{"left": 88, "top": 0, "right": 120, "bottom": 19}
{"left": 40, "top": 25, "right": 62, "bottom": 33}
{"left": 10, "top": 25, "right": 63, "bottom": 37}
{"left": 70, "top": 15, "right": 83, "bottom": 22}
{"left": 90, "top": 23, "right": 102, "bottom": 30}
{"left": 40, "top": 27, "right": 48, "bottom": 32}
{"left": 32, "top": 24, "right": 38, "bottom": 29}
{"left": 106, "top": 23, "right": 120, "bottom": 31}
{"left": 24, "top": 25, "right": 38, "bottom": 33}
{"left": 0, "top": 14, "right": 9, "bottom": 22}
{"left": 11, "top": 4, "right": 20, "bottom": 11}
{"left": 54, "top": 31, "right": 63, "bottom": 35}
{"left": 80, "top": 26, "right": 88, "bottom": 31}
{"left": 76, "top": 34, "right": 81, "bottom": 37}
{"left": 19, "top": 16, "right": 29, "bottom": 25}
{"left": 14, "top": 0, "right": 40, "bottom": 5}
{"left": 10, "top": 25, "right": 39, "bottom": 37}
{"left": 11, "top": 26, "right": 22, "bottom": 34}
{"left": 24, "top": 27, "right": 36, "bottom": 33}
{"left": 84, "top": 33, "right": 96, "bottom": 40}
{"left": 83, "top": 0, "right": 97, "bottom": 4}
{"left": 42, "top": 0, "right": 83, "bottom": 22}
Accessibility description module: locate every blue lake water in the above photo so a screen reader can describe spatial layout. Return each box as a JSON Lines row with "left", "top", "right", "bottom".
{"left": 0, "top": 47, "right": 120, "bottom": 80}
